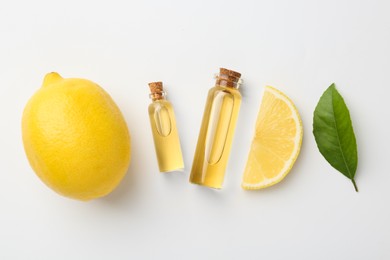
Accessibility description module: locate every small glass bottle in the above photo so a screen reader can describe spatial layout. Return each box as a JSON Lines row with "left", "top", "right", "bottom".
{"left": 190, "top": 68, "right": 242, "bottom": 189}
{"left": 148, "top": 82, "right": 184, "bottom": 172}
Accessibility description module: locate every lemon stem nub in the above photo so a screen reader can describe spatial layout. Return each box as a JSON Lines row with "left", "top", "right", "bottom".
{"left": 352, "top": 179, "right": 358, "bottom": 192}
{"left": 42, "top": 72, "right": 63, "bottom": 88}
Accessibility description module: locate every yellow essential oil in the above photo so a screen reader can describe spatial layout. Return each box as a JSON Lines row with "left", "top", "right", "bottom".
{"left": 148, "top": 82, "right": 184, "bottom": 172}
{"left": 190, "top": 68, "right": 242, "bottom": 189}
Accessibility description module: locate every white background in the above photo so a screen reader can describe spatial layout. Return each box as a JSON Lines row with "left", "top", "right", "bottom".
{"left": 1, "top": 0, "right": 389, "bottom": 259}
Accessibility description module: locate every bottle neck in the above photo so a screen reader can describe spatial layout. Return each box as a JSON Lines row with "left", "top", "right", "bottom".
{"left": 148, "top": 82, "right": 166, "bottom": 101}
{"left": 214, "top": 68, "right": 242, "bottom": 89}
{"left": 150, "top": 92, "right": 166, "bottom": 101}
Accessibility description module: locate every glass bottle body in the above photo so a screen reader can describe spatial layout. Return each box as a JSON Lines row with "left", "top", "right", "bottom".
{"left": 148, "top": 99, "right": 184, "bottom": 172}
{"left": 190, "top": 85, "right": 242, "bottom": 188}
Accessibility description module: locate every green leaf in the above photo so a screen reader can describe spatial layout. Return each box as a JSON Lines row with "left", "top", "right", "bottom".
{"left": 313, "top": 83, "right": 358, "bottom": 192}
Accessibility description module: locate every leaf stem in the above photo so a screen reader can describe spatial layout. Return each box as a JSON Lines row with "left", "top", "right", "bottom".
{"left": 351, "top": 179, "right": 358, "bottom": 192}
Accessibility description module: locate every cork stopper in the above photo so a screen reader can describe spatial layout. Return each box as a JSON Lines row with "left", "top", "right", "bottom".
{"left": 148, "top": 81, "right": 165, "bottom": 101}
{"left": 216, "top": 68, "right": 242, "bottom": 88}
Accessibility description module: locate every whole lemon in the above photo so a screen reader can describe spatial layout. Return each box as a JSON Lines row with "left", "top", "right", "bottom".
{"left": 22, "top": 72, "right": 131, "bottom": 201}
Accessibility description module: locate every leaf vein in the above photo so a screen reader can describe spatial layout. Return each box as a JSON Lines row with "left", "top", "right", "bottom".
{"left": 331, "top": 90, "right": 353, "bottom": 179}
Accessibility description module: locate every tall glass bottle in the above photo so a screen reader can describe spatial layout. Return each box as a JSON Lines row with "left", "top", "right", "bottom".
{"left": 148, "top": 82, "right": 184, "bottom": 173}
{"left": 190, "top": 68, "right": 242, "bottom": 189}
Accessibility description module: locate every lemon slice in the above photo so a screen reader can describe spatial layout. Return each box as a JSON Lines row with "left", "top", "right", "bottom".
{"left": 242, "top": 86, "right": 303, "bottom": 190}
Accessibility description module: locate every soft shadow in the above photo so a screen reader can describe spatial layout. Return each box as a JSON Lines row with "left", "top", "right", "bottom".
{"left": 189, "top": 181, "right": 231, "bottom": 207}
{"left": 158, "top": 170, "right": 190, "bottom": 198}
{"left": 239, "top": 82, "right": 249, "bottom": 98}
{"left": 162, "top": 169, "right": 188, "bottom": 181}
{"left": 98, "top": 157, "right": 141, "bottom": 207}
